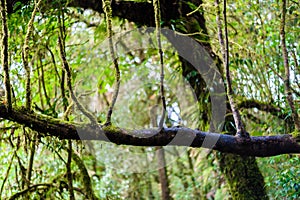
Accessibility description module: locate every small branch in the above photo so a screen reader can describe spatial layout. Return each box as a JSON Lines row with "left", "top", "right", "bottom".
{"left": 9, "top": 183, "right": 54, "bottom": 200}
{"left": 38, "top": 54, "right": 51, "bottom": 108}
{"left": 0, "top": 151, "right": 15, "bottom": 198}
{"left": 280, "top": 0, "right": 300, "bottom": 131}
{"left": 45, "top": 45, "right": 61, "bottom": 83}
{"left": 245, "top": 113, "right": 265, "bottom": 125}
{"left": 267, "top": 63, "right": 300, "bottom": 97}
{"left": 291, "top": 49, "right": 300, "bottom": 94}
{"left": 237, "top": 99, "right": 286, "bottom": 119}
{"left": 291, "top": 48, "right": 299, "bottom": 75}
{"left": 72, "top": 150, "right": 98, "bottom": 200}
{"left": 22, "top": 0, "right": 42, "bottom": 110}
{"left": 57, "top": 13, "right": 98, "bottom": 125}
{"left": 153, "top": 0, "right": 166, "bottom": 129}
{"left": 66, "top": 140, "right": 75, "bottom": 200}
{"left": 215, "top": 0, "right": 248, "bottom": 138}
{"left": 61, "top": 65, "right": 67, "bottom": 111}
{"left": 68, "top": 10, "right": 100, "bottom": 27}
{"left": 102, "top": 0, "right": 120, "bottom": 125}
{"left": 0, "top": 0, "right": 12, "bottom": 111}
{"left": 186, "top": 3, "right": 202, "bottom": 16}
{"left": 26, "top": 133, "right": 38, "bottom": 188}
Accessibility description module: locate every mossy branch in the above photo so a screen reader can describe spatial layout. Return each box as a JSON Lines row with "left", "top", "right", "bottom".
{"left": 102, "top": 0, "right": 120, "bottom": 125}
{"left": 22, "top": 0, "right": 42, "bottom": 110}
{"left": 215, "top": 0, "right": 249, "bottom": 138}
{"left": 0, "top": 0, "right": 12, "bottom": 111}
{"left": 280, "top": 0, "right": 300, "bottom": 132}
{"left": 72, "top": 150, "right": 99, "bottom": 199}
{"left": 66, "top": 140, "right": 75, "bottom": 200}
{"left": 57, "top": 14, "right": 98, "bottom": 125}
{"left": 0, "top": 103, "right": 299, "bottom": 157}
{"left": 25, "top": 133, "right": 38, "bottom": 189}
{"left": 153, "top": 0, "right": 166, "bottom": 129}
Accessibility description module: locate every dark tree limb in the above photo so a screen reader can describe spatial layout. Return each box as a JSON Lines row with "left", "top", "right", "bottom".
{"left": 6, "top": 0, "right": 179, "bottom": 27}
{"left": 238, "top": 99, "right": 286, "bottom": 119}
{"left": 1, "top": 104, "right": 299, "bottom": 157}
{"left": 7, "top": 0, "right": 153, "bottom": 20}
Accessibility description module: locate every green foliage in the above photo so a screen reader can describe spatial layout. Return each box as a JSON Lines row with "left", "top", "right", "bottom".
{"left": 260, "top": 155, "right": 300, "bottom": 199}
{"left": 0, "top": 0, "right": 299, "bottom": 199}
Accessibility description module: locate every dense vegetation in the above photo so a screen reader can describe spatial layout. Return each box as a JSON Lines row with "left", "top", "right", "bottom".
{"left": 0, "top": 0, "right": 299, "bottom": 199}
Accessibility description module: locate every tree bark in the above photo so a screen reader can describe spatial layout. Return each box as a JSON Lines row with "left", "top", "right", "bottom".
{"left": 0, "top": 104, "right": 299, "bottom": 157}
{"left": 156, "top": 147, "right": 172, "bottom": 200}
{"left": 217, "top": 153, "right": 268, "bottom": 200}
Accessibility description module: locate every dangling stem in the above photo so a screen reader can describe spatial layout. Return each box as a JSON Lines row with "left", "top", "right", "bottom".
{"left": 26, "top": 133, "right": 38, "bottom": 188}
{"left": 215, "top": 0, "right": 248, "bottom": 138}
{"left": 66, "top": 140, "right": 75, "bottom": 200}
{"left": 22, "top": 0, "right": 42, "bottom": 110}
{"left": 102, "top": 0, "right": 120, "bottom": 126}
{"left": 57, "top": 10, "right": 98, "bottom": 125}
{"left": 153, "top": 0, "right": 166, "bottom": 129}
{"left": 280, "top": 0, "right": 300, "bottom": 131}
{"left": 0, "top": 0, "right": 12, "bottom": 111}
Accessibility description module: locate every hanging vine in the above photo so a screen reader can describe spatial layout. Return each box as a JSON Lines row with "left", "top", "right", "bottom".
{"left": 66, "top": 140, "right": 75, "bottom": 200}
{"left": 280, "top": 0, "right": 300, "bottom": 132}
{"left": 0, "top": 0, "right": 12, "bottom": 111}
{"left": 57, "top": 10, "right": 98, "bottom": 125}
{"left": 102, "top": 0, "right": 120, "bottom": 125}
{"left": 25, "top": 133, "right": 37, "bottom": 189}
{"left": 215, "top": 0, "right": 249, "bottom": 138}
{"left": 153, "top": 0, "right": 166, "bottom": 129}
{"left": 22, "top": 0, "right": 42, "bottom": 110}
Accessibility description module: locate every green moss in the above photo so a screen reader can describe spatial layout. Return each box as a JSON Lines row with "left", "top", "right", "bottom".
{"left": 292, "top": 131, "right": 300, "bottom": 141}
{"left": 102, "top": 125, "right": 121, "bottom": 134}
{"left": 217, "top": 153, "right": 268, "bottom": 200}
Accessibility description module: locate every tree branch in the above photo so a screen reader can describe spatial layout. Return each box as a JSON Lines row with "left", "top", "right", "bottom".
{"left": 1, "top": 104, "right": 299, "bottom": 157}
{"left": 0, "top": 0, "right": 12, "bottom": 111}
{"left": 280, "top": 0, "right": 300, "bottom": 131}
{"left": 7, "top": 0, "right": 177, "bottom": 27}
{"left": 237, "top": 99, "right": 286, "bottom": 119}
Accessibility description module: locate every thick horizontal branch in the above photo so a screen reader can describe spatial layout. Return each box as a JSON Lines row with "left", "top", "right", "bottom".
{"left": 7, "top": 0, "right": 155, "bottom": 25}
{"left": 7, "top": 0, "right": 189, "bottom": 27}
{"left": 0, "top": 104, "right": 299, "bottom": 157}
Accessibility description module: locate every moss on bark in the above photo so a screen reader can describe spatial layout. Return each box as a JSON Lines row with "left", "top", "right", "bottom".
{"left": 217, "top": 153, "right": 268, "bottom": 200}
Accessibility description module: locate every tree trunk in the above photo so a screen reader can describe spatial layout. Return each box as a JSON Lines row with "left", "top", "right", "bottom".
{"left": 156, "top": 147, "right": 172, "bottom": 200}
{"left": 217, "top": 153, "right": 268, "bottom": 199}
{"left": 150, "top": 99, "right": 172, "bottom": 200}
{"left": 161, "top": 1, "right": 269, "bottom": 199}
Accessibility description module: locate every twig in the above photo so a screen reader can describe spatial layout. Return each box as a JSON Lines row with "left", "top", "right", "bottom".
{"left": 8, "top": 183, "right": 54, "bottom": 200}
{"left": 0, "top": 151, "right": 15, "bottom": 198}
{"left": 291, "top": 48, "right": 300, "bottom": 89}
{"left": 186, "top": 3, "right": 202, "bottom": 16}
